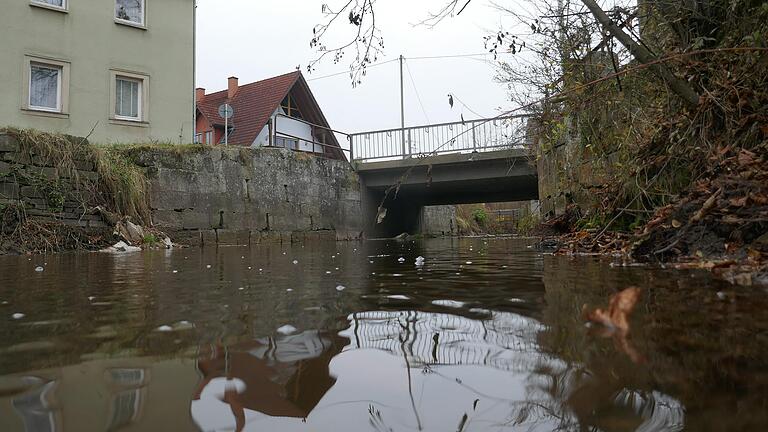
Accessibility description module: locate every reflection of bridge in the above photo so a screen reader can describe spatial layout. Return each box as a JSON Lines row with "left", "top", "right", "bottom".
{"left": 341, "top": 310, "right": 544, "bottom": 372}
{"left": 349, "top": 115, "right": 539, "bottom": 237}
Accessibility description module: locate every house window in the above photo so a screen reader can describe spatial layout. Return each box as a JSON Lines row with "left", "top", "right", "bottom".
{"left": 115, "top": 77, "right": 142, "bottom": 120}
{"left": 30, "top": 0, "right": 67, "bottom": 10}
{"left": 205, "top": 131, "right": 213, "bottom": 144}
{"left": 280, "top": 95, "right": 303, "bottom": 120}
{"left": 29, "top": 63, "right": 62, "bottom": 112}
{"left": 194, "top": 133, "right": 203, "bottom": 144}
{"left": 110, "top": 70, "right": 149, "bottom": 124}
{"left": 116, "top": 0, "right": 145, "bottom": 26}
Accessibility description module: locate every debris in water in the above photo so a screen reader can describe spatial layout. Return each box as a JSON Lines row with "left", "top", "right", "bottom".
{"left": 415, "top": 256, "right": 425, "bottom": 266}
{"left": 387, "top": 295, "right": 410, "bottom": 300}
{"left": 466, "top": 261, "right": 473, "bottom": 265}
{"left": 88, "top": 296, "right": 96, "bottom": 301}
{"left": 369, "top": 260, "right": 374, "bottom": 264}
{"left": 34, "top": 266, "right": 44, "bottom": 272}
{"left": 582, "top": 286, "right": 642, "bottom": 333}
{"left": 508, "top": 298, "right": 524, "bottom": 303}
{"left": 247, "top": 266, "right": 252, "bottom": 270}
{"left": 292, "top": 260, "right": 299, "bottom": 264}
{"left": 238, "top": 287, "right": 245, "bottom": 291}
{"left": 398, "top": 257, "right": 405, "bottom": 263}
{"left": 277, "top": 324, "right": 297, "bottom": 335}
{"left": 156, "top": 325, "right": 173, "bottom": 332}
{"left": 392, "top": 273, "right": 403, "bottom": 277}
{"left": 326, "top": 271, "right": 332, "bottom": 274}
{"left": 101, "top": 241, "right": 141, "bottom": 253}
{"left": 432, "top": 300, "right": 465, "bottom": 308}
{"left": 12, "top": 313, "right": 25, "bottom": 320}
{"left": 716, "top": 291, "right": 727, "bottom": 300}
{"left": 286, "top": 288, "right": 293, "bottom": 292}
{"left": 206, "top": 265, "right": 212, "bottom": 269}
{"left": 336, "top": 285, "right": 346, "bottom": 291}
{"left": 172, "top": 270, "right": 178, "bottom": 274}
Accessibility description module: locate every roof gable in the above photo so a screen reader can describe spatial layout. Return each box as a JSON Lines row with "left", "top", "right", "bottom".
{"left": 197, "top": 71, "right": 331, "bottom": 146}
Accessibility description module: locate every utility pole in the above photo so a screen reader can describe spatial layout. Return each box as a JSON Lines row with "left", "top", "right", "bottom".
{"left": 399, "top": 54, "right": 406, "bottom": 158}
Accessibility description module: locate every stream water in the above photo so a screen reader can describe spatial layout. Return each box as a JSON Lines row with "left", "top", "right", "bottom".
{"left": 0, "top": 237, "right": 767, "bottom": 431}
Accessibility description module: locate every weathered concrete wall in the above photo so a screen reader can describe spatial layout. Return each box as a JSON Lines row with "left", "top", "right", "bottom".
{"left": 128, "top": 146, "right": 363, "bottom": 245}
{"left": 419, "top": 205, "right": 456, "bottom": 237}
{"left": 0, "top": 133, "right": 108, "bottom": 230}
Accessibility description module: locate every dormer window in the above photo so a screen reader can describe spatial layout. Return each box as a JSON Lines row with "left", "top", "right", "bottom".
{"left": 280, "top": 95, "right": 303, "bottom": 120}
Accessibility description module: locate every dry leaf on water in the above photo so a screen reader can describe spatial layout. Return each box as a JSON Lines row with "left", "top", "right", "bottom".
{"left": 582, "top": 286, "right": 642, "bottom": 334}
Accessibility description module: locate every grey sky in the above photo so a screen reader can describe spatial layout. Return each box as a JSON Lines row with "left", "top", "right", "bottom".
{"left": 195, "top": 0, "right": 519, "bottom": 134}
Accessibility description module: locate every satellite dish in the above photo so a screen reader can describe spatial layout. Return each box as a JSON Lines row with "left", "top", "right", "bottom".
{"left": 218, "top": 104, "right": 234, "bottom": 119}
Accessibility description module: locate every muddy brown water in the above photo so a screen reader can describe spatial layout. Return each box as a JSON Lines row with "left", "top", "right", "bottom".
{"left": 0, "top": 237, "right": 767, "bottom": 431}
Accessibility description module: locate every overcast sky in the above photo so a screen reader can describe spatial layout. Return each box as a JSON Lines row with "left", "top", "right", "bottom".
{"left": 195, "top": 0, "right": 522, "bottom": 134}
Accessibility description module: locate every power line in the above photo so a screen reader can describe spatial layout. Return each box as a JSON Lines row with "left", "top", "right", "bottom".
{"left": 451, "top": 93, "right": 486, "bottom": 118}
{"left": 306, "top": 51, "right": 520, "bottom": 82}
{"left": 404, "top": 59, "right": 431, "bottom": 124}
{"left": 306, "top": 58, "right": 399, "bottom": 82}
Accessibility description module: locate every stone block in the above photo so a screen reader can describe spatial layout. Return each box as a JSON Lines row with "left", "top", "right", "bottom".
{"left": 0, "top": 135, "right": 20, "bottom": 152}
{"left": 75, "top": 170, "right": 98, "bottom": 182}
{"left": 200, "top": 229, "right": 217, "bottom": 246}
{"left": 152, "top": 209, "right": 183, "bottom": 228}
{"left": 0, "top": 160, "right": 12, "bottom": 174}
{"left": 215, "top": 229, "right": 250, "bottom": 246}
{"left": 0, "top": 183, "right": 19, "bottom": 200}
{"left": 181, "top": 210, "right": 212, "bottom": 230}
{"left": 74, "top": 159, "right": 95, "bottom": 171}
{"left": 20, "top": 186, "right": 43, "bottom": 199}
{"left": 2, "top": 152, "right": 30, "bottom": 164}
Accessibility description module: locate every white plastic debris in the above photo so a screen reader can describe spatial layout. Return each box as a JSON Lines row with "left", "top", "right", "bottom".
{"left": 336, "top": 285, "right": 346, "bottom": 291}
{"left": 276, "top": 324, "right": 297, "bottom": 335}
{"left": 101, "top": 241, "right": 141, "bottom": 253}
{"left": 415, "top": 256, "right": 425, "bottom": 266}
{"left": 34, "top": 266, "right": 44, "bottom": 272}
{"left": 163, "top": 237, "right": 173, "bottom": 249}
{"left": 172, "top": 270, "right": 179, "bottom": 274}
{"left": 387, "top": 295, "right": 410, "bottom": 300}
{"left": 326, "top": 271, "right": 332, "bottom": 274}
{"left": 88, "top": 296, "right": 96, "bottom": 301}
{"left": 156, "top": 325, "right": 173, "bottom": 332}
{"left": 465, "top": 261, "right": 473, "bottom": 265}
{"left": 286, "top": 288, "right": 293, "bottom": 292}
{"left": 397, "top": 257, "right": 406, "bottom": 263}
{"left": 12, "top": 313, "right": 25, "bottom": 320}
{"left": 292, "top": 260, "right": 299, "bottom": 264}
{"left": 432, "top": 299, "right": 465, "bottom": 308}
{"left": 206, "top": 265, "right": 212, "bottom": 269}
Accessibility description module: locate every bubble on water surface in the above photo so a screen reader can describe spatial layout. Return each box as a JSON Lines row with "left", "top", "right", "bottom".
{"left": 336, "top": 285, "right": 346, "bottom": 291}
{"left": 34, "top": 266, "right": 44, "bottom": 272}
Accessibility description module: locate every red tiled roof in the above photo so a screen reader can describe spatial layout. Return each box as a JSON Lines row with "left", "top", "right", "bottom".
{"left": 197, "top": 71, "right": 301, "bottom": 145}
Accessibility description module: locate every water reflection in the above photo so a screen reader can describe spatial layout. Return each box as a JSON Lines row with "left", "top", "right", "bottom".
{"left": 0, "top": 238, "right": 766, "bottom": 431}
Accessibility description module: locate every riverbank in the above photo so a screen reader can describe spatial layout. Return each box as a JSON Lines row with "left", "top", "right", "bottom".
{"left": 539, "top": 147, "right": 768, "bottom": 286}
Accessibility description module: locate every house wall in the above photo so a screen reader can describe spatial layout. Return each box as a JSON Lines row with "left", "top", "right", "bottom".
{"left": 0, "top": 0, "right": 194, "bottom": 144}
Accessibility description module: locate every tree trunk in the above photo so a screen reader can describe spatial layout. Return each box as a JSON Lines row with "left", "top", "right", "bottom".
{"left": 580, "top": 0, "right": 701, "bottom": 107}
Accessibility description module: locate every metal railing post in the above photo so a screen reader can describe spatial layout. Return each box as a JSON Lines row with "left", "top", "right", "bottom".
{"left": 471, "top": 121, "right": 477, "bottom": 151}
{"left": 349, "top": 135, "right": 354, "bottom": 161}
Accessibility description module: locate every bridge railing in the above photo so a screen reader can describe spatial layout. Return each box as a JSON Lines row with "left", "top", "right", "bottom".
{"left": 350, "top": 114, "right": 532, "bottom": 162}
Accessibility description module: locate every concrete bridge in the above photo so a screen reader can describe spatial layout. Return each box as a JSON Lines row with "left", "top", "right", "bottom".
{"left": 349, "top": 115, "right": 539, "bottom": 236}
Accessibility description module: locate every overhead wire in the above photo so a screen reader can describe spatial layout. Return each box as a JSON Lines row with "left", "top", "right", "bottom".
{"left": 403, "top": 59, "right": 431, "bottom": 124}
{"left": 306, "top": 58, "right": 399, "bottom": 82}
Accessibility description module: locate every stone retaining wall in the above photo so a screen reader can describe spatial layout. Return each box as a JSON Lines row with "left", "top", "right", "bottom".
{"left": 128, "top": 146, "right": 364, "bottom": 245}
{"left": 0, "top": 133, "right": 108, "bottom": 230}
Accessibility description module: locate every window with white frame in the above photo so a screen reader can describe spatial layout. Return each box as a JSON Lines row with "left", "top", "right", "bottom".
{"left": 205, "top": 131, "right": 213, "bottom": 144}
{"left": 115, "top": 0, "right": 145, "bottom": 25}
{"left": 115, "top": 76, "right": 142, "bottom": 121}
{"left": 29, "top": 63, "right": 62, "bottom": 112}
{"left": 31, "top": 0, "right": 66, "bottom": 10}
